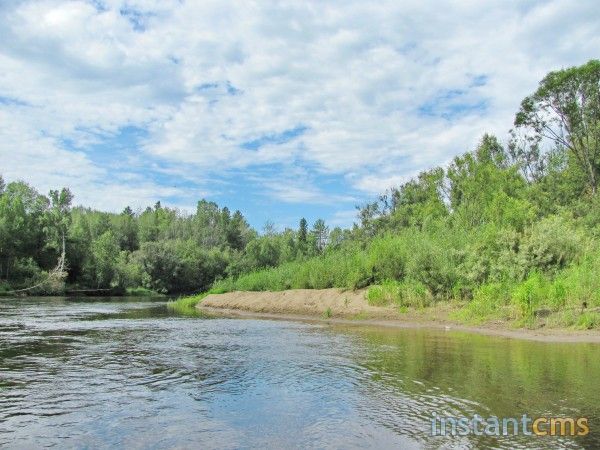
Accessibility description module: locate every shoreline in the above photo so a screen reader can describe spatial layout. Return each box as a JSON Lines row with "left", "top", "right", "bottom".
{"left": 197, "top": 288, "right": 600, "bottom": 343}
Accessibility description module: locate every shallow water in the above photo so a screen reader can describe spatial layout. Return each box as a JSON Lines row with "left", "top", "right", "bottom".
{"left": 0, "top": 297, "right": 598, "bottom": 449}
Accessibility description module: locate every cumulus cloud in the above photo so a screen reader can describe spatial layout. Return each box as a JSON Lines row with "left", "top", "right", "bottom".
{"left": 1, "top": 0, "right": 599, "bottom": 217}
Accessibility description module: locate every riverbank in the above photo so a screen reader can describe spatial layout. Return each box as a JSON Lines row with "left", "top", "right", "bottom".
{"left": 0, "top": 285, "right": 164, "bottom": 297}
{"left": 195, "top": 288, "right": 600, "bottom": 343}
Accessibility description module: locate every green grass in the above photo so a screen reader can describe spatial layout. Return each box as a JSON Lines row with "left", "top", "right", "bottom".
{"left": 166, "top": 293, "right": 208, "bottom": 313}
{"left": 211, "top": 239, "right": 402, "bottom": 293}
{"left": 366, "top": 279, "right": 432, "bottom": 308}
{"left": 126, "top": 287, "right": 164, "bottom": 297}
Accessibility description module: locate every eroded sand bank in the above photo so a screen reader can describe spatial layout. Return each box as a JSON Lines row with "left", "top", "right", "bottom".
{"left": 200, "top": 288, "right": 392, "bottom": 318}
{"left": 198, "top": 288, "right": 600, "bottom": 343}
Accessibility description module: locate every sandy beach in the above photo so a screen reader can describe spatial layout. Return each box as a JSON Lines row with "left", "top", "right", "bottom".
{"left": 199, "top": 288, "right": 600, "bottom": 343}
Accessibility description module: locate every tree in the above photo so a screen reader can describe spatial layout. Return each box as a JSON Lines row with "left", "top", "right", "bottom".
{"left": 138, "top": 207, "right": 159, "bottom": 243}
{"left": 297, "top": 218, "right": 308, "bottom": 255}
{"left": 446, "top": 135, "right": 533, "bottom": 230}
{"left": 90, "top": 230, "right": 120, "bottom": 288}
{"left": 195, "top": 199, "right": 224, "bottom": 247}
{"left": 298, "top": 218, "right": 308, "bottom": 242}
{"left": 0, "top": 182, "right": 48, "bottom": 280}
{"left": 356, "top": 201, "right": 385, "bottom": 238}
{"left": 312, "top": 219, "right": 329, "bottom": 252}
{"left": 513, "top": 59, "right": 600, "bottom": 193}
{"left": 389, "top": 167, "right": 448, "bottom": 230}
{"left": 328, "top": 227, "right": 346, "bottom": 249}
{"left": 263, "top": 220, "right": 276, "bottom": 236}
{"left": 116, "top": 206, "right": 139, "bottom": 251}
{"left": 227, "top": 210, "right": 252, "bottom": 250}
{"left": 0, "top": 175, "right": 5, "bottom": 194}
{"left": 47, "top": 188, "right": 73, "bottom": 261}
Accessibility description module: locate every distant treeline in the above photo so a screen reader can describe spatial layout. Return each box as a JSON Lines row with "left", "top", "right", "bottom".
{"left": 0, "top": 183, "right": 339, "bottom": 295}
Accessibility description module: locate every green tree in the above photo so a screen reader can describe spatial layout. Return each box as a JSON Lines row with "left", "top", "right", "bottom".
{"left": 90, "top": 230, "right": 120, "bottom": 288}
{"left": 312, "top": 219, "right": 329, "bottom": 252}
{"left": 46, "top": 188, "right": 73, "bottom": 266}
{"left": 195, "top": 199, "right": 224, "bottom": 247}
{"left": 389, "top": 167, "right": 448, "bottom": 230}
{"left": 447, "top": 135, "right": 533, "bottom": 230}
{"left": 115, "top": 206, "right": 139, "bottom": 251}
{"left": 513, "top": 59, "right": 600, "bottom": 194}
{"left": 297, "top": 218, "right": 308, "bottom": 255}
{"left": 0, "top": 182, "right": 48, "bottom": 280}
{"left": 226, "top": 210, "right": 253, "bottom": 250}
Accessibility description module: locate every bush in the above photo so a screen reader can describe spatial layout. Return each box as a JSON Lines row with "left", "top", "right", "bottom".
{"left": 368, "top": 235, "right": 407, "bottom": 281}
{"left": 404, "top": 234, "right": 457, "bottom": 298}
{"left": 11, "top": 257, "right": 44, "bottom": 285}
{"left": 459, "top": 225, "right": 521, "bottom": 285}
{"left": 366, "top": 281, "right": 400, "bottom": 306}
{"left": 136, "top": 240, "right": 230, "bottom": 293}
{"left": 519, "top": 215, "right": 586, "bottom": 275}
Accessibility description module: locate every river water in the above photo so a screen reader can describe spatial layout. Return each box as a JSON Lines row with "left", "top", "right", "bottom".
{"left": 0, "top": 297, "right": 598, "bottom": 449}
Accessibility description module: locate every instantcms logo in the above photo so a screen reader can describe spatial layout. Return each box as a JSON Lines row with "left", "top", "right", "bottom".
{"left": 431, "top": 414, "right": 589, "bottom": 437}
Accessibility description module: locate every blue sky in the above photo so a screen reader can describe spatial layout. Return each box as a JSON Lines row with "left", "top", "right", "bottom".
{"left": 0, "top": 0, "right": 599, "bottom": 230}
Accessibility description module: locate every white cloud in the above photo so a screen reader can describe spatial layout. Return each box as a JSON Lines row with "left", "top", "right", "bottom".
{"left": 1, "top": 0, "right": 599, "bottom": 215}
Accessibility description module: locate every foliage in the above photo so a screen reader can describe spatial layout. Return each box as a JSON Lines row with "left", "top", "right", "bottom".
{"left": 366, "top": 279, "right": 432, "bottom": 308}
{"left": 3, "top": 60, "right": 600, "bottom": 330}
{"left": 513, "top": 59, "right": 600, "bottom": 194}
{"left": 518, "top": 215, "right": 586, "bottom": 275}
{"left": 167, "top": 292, "right": 208, "bottom": 313}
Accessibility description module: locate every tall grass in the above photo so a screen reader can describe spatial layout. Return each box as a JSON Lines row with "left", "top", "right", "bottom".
{"left": 166, "top": 292, "right": 208, "bottom": 313}
{"left": 201, "top": 219, "right": 600, "bottom": 329}
{"left": 212, "top": 245, "right": 371, "bottom": 292}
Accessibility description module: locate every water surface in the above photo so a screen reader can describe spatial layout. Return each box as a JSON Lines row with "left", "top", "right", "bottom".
{"left": 0, "top": 297, "right": 598, "bottom": 449}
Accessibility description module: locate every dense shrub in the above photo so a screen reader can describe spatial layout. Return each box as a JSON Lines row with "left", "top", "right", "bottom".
{"left": 518, "top": 215, "right": 586, "bottom": 275}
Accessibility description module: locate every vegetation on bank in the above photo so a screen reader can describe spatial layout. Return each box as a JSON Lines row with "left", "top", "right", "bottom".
{"left": 125, "top": 287, "right": 165, "bottom": 297}
{"left": 2, "top": 60, "right": 600, "bottom": 330}
{"left": 192, "top": 60, "right": 600, "bottom": 329}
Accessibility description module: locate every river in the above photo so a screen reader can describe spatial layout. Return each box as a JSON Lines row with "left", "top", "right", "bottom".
{"left": 0, "top": 296, "right": 598, "bottom": 449}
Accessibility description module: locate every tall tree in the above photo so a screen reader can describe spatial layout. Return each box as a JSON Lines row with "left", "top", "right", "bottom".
{"left": 297, "top": 218, "right": 308, "bottom": 256}
{"left": 513, "top": 59, "right": 600, "bottom": 193}
{"left": 116, "top": 206, "right": 139, "bottom": 252}
{"left": 47, "top": 188, "right": 74, "bottom": 264}
{"left": 90, "top": 230, "right": 120, "bottom": 288}
{"left": 298, "top": 218, "right": 308, "bottom": 244}
{"left": 263, "top": 220, "right": 276, "bottom": 236}
{"left": 311, "top": 219, "right": 329, "bottom": 252}
{"left": 0, "top": 182, "right": 48, "bottom": 279}
{"left": 389, "top": 167, "right": 447, "bottom": 230}
{"left": 227, "top": 210, "right": 252, "bottom": 250}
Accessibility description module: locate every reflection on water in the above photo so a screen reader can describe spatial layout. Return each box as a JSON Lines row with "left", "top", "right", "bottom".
{"left": 0, "top": 297, "right": 598, "bottom": 449}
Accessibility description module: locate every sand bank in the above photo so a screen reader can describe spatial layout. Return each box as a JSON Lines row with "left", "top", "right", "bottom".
{"left": 197, "top": 288, "right": 600, "bottom": 343}
{"left": 200, "top": 288, "right": 396, "bottom": 318}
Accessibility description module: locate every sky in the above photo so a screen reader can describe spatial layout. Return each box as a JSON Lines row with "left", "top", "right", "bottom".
{"left": 0, "top": 0, "right": 599, "bottom": 230}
